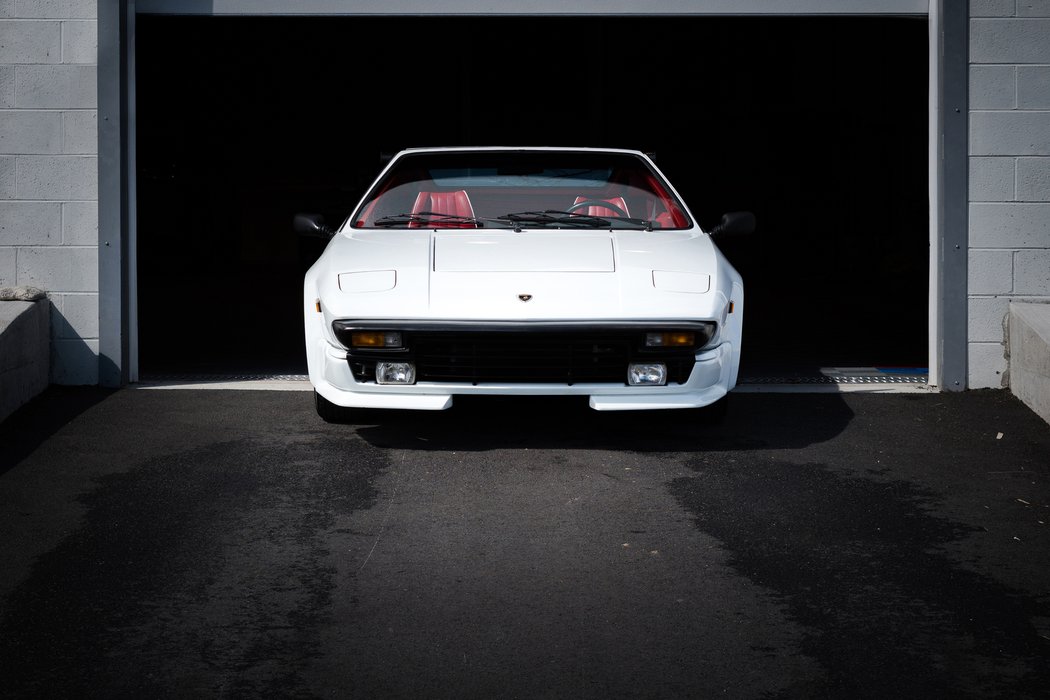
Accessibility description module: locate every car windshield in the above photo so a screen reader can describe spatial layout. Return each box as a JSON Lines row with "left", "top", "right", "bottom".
{"left": 350, "top": 150, "right": 692, "bottom": 231}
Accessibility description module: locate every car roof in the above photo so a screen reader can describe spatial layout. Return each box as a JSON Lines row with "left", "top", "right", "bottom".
{"left": 393, "top": 146, "right": 649, "bottom": 157}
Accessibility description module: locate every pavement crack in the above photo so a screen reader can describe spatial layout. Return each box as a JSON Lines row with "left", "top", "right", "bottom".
{"left": 357, "top": 449, "right": 406, "bottom": 573}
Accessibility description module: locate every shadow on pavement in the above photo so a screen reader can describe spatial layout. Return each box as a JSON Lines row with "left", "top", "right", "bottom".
{"left": 352, "top": 392, "right": 854, "bottom": 452}
{"left": 0, "top": 386, "right": 117, "bottom": 478}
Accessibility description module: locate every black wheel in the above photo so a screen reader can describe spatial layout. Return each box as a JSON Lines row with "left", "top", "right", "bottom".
{"left": 314, "top": 391, "right": 354, "bottom": 424}
{"left": 696, "top": 394, "right": 730, "bottom": 425}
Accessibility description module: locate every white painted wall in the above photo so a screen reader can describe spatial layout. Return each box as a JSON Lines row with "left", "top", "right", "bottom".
{"left": 0, "top": 0, "right": 98, "bottom": 385}
{"left": 969, "top": 1, "right": 1050, "bottom": 388}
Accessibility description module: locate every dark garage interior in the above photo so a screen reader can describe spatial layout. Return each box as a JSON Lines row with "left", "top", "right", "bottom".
{"left": 135, "top": 14, "right": 929, "bottom": 380}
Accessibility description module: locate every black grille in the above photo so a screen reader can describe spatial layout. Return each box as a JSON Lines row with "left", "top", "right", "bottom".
{"left": 417, "top": 331, "right": 633, "bottom": 384}
{"left": 347, "top": 329, "right": 696, "bottom": 385}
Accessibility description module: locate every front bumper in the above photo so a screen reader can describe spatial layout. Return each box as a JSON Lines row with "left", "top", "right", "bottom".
{"left": 310, "top": 337, "right": 735, "bottom": 411}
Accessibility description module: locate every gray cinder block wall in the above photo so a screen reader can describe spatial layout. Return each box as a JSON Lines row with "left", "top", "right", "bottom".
{"left": 0, "top": 0, "right": 98, "bottom": 386}
{"left": 969, "top": 1, "right": 1050, "bottom": 388}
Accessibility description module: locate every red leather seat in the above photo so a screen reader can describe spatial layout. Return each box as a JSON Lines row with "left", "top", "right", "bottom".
{"left": 571, "top": 195, "right": 630, "bottom": 218}
{"left": 409, "top": 190, "right": 476, "bottom": 228}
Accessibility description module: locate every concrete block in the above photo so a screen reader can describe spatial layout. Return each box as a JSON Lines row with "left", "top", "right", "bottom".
{"left": 970, "top": 156, "right": 1015, "bottom": 201}
{"left": 0, "top": 109, "right": 61, "bottom": 153}
{"left": 970, "top": 65, "right": 1016, "bottom": 109}
{"left": 971, "top": 111, "right": 1050, "bottom": 156}
{"left": 970, "top": 202, "right": 1050, "bottom": 247}
{"left": 0, "top": 286, "right": 45, "bottom": 301}
{"left": 1017, "top": 157, "right": 1050, "bottom": 200}
{"left": 0, "top": 20, "right": 59, "bottom": 63}
{"left": 46, "top": 289, "right": 60, "bottom": 336}
{"left": 4, "top": 0, "right": 95, "bottom": 19}
{"left": 15, "top": 155, "right": 97, "bottom": 199}
{"left": 0, "top": 201, "right": 61, "bottom": 244}
{"left": 0, "top": 155, "right": 13, "bottom": 198}
{"left": 971, "top": 19, "right": 1050, "bottom": 63}
{"left": 1008, "top": 301, "right": 1050, "bottom": 425}
{"left": 14, "top": 64, "right": 95, "bottom": 108}
{"left": 61, "top": 110, "right": 95, "bottom": 153}
{"left": 972, "top": 0, "right": 1017, "bottom": 16}
{"left": 0, "top": 246, "right": 14, "bottom": 285}
{"left": 969, "top": 249, "right": 1014, "bottom": 294}
{"left": 50, "top": 291, "right": 95, "bottom": 338}
{"left": 0, "top": 298, "right": 49, "bottom": 422}
{"left": 970, "top": 296, "right": 1011, "bottom": 342}
{"left": 16, "top": 245, "right": 96, "bottom": 291}
{"left": 50, "top": 336, "right": 96, "bottom": 385}
{"left": 1018, "top": 66, "right": 1050, "bottom": 108}
{"left": 0, "top": 298, "right": 45, "bottom": 371}
{"left": 1018, "top": 1, "right": 1050, "bottom": 16}
{"left": 0, "top": 65, "right": 12, "bottom": 107}
{"left": 969, "top": 341, "right": 1009, "bottom": 388}
{"left": 60, "top": 19, "right": 94, "bottom": 64}
{"left": 61, "top": 199, "right": 94, "bottom": 244}
{"left": 0, "top": 361, "right": 46, "bottom": 422}
{"left": 1014, "top": 249, "right": 1050, "bottom": 294}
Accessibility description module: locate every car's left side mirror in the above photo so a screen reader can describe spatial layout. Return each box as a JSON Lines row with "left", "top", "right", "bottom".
{"left": 294, "top": 213, "right": 335, "bottom": 239}
{"left": 709, "top": 211, "right": 756, "bottom": 239}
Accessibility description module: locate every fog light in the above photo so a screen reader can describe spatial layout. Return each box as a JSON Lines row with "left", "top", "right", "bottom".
{"left": 376, "top": 362, "right": 416, "bottom": 385}
{"left": 628, "top": 362, "right": 667, "bottom": 386}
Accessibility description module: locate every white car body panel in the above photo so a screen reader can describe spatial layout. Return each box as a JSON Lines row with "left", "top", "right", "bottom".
{"left": 434, "top": 232, "right": 615, "bottom": 272}
{"left": 302, "top": 146, "right": 747, "bottom": 414}
{"left": 311, "top": 230, "right": 730, "bottom": 322}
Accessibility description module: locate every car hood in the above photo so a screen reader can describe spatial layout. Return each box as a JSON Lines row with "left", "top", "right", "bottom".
{"left": 313, "top": 228, "right": 732, "bottom": 321}
{"left": 433, "top": 232, "right": 616, "bottom": 272}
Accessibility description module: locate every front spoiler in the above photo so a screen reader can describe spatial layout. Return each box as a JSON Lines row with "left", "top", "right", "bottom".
{"left": 310, "top": 340, "right": 734, "bottom": 411}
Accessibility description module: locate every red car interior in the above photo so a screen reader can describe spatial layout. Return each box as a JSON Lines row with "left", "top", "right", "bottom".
{"left": 408, "top": 190, "right": 477, "bottom": 228}
{"left": 571, "top": 195, "right": 630, "bottom": 218}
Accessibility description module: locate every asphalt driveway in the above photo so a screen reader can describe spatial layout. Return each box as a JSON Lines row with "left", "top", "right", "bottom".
{"left": 1, "top": 386, "right": 1048, "bottom": 699}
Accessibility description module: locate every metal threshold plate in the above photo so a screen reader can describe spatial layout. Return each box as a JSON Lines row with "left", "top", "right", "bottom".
{"left": 141, "top": 373, "right": 310, "bottom": 382}
{"left": 138, "top": 367, "right": 929, "bottom": 392}
{"left": 136, "top": 373, "right": 313, "bottom": 391}
{"left": 736, "top": 367, "right": 929, "bottom": 392}
{"left": 741, "top": 367, "right": 928, "bottom": 384}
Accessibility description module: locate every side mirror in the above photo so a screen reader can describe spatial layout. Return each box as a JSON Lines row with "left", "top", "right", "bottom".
{"left": 294, "top": 213, "right": 335, "bottom": 239}
{"left": 709, "top": 211, "right": 756, "bottom": 239}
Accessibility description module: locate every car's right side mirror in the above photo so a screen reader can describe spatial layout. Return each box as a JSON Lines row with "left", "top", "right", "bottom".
{"left": 294, "top": 212, "right": 334, "bottom": 239}
{"left": 709, "top": 211, "right": 756, "bottom": 239}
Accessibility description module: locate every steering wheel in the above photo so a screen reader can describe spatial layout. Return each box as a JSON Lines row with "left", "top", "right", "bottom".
{"left": 565, "top": 199, "right": 630, "bottom": 218}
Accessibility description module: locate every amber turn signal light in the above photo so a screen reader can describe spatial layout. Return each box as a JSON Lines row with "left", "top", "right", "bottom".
{"left": 350, "top": 331, "right": 403, "bottom": 348}
{"left": 645, "top": 331, "right": 695, "bottom": 347}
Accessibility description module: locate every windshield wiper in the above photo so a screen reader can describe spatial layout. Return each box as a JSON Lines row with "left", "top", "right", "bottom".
{"left": 373, "top": 212, "right": 484, "bottom": 228}
{"left": 496, "top": 210, "right": 610, "bottom": 230}
{"left": 495, "top": 210, "right": 655, "bottom": 231}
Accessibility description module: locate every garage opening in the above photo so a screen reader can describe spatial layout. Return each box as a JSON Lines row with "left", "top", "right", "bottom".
{"left": 135, "top": 15, "right": 929, "bottom": 381}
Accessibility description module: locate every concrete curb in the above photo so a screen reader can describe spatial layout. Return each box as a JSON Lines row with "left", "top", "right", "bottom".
{"left": 0, "top": 297, "right": 50, "bottom": 424}
{"left": 1009, "top": 301, "right": 1050, "bottom": 427}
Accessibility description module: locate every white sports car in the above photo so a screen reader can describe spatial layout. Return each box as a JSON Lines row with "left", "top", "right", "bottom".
{"left": 297, "top": 146, "right": 753, "bottom": 423}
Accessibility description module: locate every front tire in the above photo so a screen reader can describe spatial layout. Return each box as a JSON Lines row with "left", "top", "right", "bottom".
{"left": 696, "top": 394, "right": 730, "bottom": 425}
{"left": 314, "top": 391, "right": 354, "bottom": 424}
